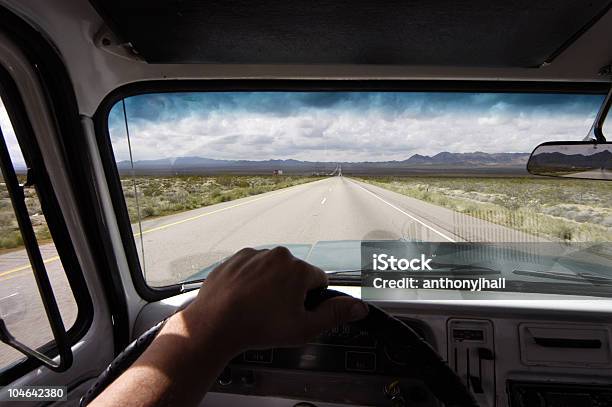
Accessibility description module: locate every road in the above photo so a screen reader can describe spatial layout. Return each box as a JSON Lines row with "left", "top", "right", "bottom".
{"left": 133, "top": 177, "right": 540, "bottom": 285}
{"left": 0, "top": 244, "right": 77, "bottom": 368}
{"left": 0, "top": 176, "right": 540, "bottom": 367}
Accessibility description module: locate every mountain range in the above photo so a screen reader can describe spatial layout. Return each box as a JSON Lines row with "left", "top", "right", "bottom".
{"left": 529, "top": 149, "right": 612, "bottom": 170}
{"left": 116, "top": 151, "right": 531, "bottom": 175}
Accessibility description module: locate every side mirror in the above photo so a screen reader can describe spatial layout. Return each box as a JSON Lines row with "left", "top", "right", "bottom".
{"left": 527, "top": 141, "right": 612, "bottom": 180}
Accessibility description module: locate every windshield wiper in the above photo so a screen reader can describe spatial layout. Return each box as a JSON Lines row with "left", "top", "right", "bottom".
{"left": 325, "top": 270, "right": 361, "bottom": 278}
{"left": 428, "top": 262, "right": 500, "bottom": 275}
{"left": 512, "top": 269, "right": 612, "bottom": 285}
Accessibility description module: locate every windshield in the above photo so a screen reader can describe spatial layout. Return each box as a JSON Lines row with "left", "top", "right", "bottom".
{"left": 107, "top": 91, "right": 611, "bottom": 298}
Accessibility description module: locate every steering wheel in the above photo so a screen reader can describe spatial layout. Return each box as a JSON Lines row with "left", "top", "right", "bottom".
{"left": 81, "top": 289, "right": 476, "bottom": 407}
{"left": 306, "top": 289, "right": 477, "bottom": 407}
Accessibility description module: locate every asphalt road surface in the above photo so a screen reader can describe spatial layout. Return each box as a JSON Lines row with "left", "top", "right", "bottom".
{"left": 134, "top": 177, "right": 541, "bottom": 286}
{"left": 0, "top": 176, "right": 541, "bottom": 367}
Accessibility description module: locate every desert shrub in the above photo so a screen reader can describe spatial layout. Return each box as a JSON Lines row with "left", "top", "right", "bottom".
{"left": 0, "top": 212, "right": 15, "bottom": 228}
{"left": 123, "top": 188, "right": 135, "bottom": 198}
{"left": 115, "top": 175, "right": 319, "bottom": 225}
{"left": 35, "top": 225, "right": 51, "bottom": 241}
{"left": 141, "top": 205, "right": 158, "bottom": 218}
{"left": 0, "top": 231, "right": 23, "bottom": 249}
{"left": 553, "top": 224, "right": 574, "bottom": 241}
{"left": 216, "top": 175, "right": 234, "bottom": 187}
{"left": 235, "top": 179, "right": 250, "bottom": 188}
{"left": 359, "top": 176, "right": 612, "bottom": 242}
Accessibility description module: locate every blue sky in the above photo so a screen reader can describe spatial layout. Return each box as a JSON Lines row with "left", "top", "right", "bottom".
{"left": 0, "top": 92, "right": 604, "bottom": 168}
{"left": 104, "top": 91, "right": 603, "bottom": 162}
{"left": 0, "top": 100, "right": 26, "bottom": 168}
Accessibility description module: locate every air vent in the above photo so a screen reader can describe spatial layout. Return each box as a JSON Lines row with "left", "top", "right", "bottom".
{"left": 519, "top": 323, "right": 612, "bottom": 368}
{"left": 448, "top": 319, "right": 495, "bottom": 407}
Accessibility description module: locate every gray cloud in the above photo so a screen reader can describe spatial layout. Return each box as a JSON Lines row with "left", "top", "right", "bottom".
{"left": 107, "top": 92, "right": 604, "bottom": 162}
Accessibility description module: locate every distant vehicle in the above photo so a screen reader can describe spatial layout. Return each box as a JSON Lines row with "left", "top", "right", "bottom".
{"left": 272, "top": 169, "right": 283, "bottom": 175}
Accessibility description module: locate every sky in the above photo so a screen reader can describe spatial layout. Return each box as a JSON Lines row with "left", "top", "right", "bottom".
{"left": 47, "top": 92, "right": 612, "bottom": 163}
{"left": 0, "top": 100, "right": 26, "bottom": 168}
{"left": 0, "top": 92, "right": 604, "bottom": 168}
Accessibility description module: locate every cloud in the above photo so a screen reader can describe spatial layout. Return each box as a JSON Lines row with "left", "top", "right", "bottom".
{"left": 108, "top": 92, "right": 603, "bottom": 162}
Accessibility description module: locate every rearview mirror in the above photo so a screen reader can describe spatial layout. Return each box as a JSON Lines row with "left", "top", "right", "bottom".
{"left": 527, "top": 141, "right": 612, "bottom": 180}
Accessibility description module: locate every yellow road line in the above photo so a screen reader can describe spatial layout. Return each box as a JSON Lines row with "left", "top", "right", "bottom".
{"left": 0, "top": 180, "right": 317, "bottom": 280}
{"left": 133, "top": 183, "right": 306, "bottom": 237}
{"left": 0, "top": 255, "right": 60, "bottom": 279}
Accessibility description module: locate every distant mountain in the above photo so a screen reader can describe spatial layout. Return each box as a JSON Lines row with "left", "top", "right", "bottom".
{"left": 529, "top": 150, "right": 612, "bottom": 170}
{"left": 116, "top": 151, "right": 531, "bottom": 175}
{"left": 403, "top": 151, "right": 530, "bottom": 166}
{"left": 117, "top": 157, "right": 325, "bottom": 171}
{"left": 116, "top": 156, "right": 229, "bottom": 170}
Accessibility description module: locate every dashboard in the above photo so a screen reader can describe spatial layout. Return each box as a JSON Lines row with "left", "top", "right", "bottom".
{"left": 215, "top": 319, "right": 435, "bottom": 406}
{"left": 215, "top": 321, "right": 433, "bottom": 405}
{"left": 134, "top": 290, "right": 612, "bottom": 407}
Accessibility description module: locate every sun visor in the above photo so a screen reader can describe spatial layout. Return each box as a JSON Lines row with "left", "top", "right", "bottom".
{"left": 90, "top": 0, "right": 611, "bottom": 67}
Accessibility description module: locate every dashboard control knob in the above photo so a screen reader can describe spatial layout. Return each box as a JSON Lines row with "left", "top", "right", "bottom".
{"left": 384, "top": 380, "right": 402, "bottom": 398}
{"left": 217, "top": 367, "right": 232, "bottom": 386}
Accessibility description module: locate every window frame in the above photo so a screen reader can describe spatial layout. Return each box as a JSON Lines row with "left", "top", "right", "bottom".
{"left": 93, "top": 79, "right": 611, "bottom": 302}
{"left": 595, "top": 88, "right": 612, "bottom": 140}
{"left": 0, "top": 65, "right": 93, "bottom": 383}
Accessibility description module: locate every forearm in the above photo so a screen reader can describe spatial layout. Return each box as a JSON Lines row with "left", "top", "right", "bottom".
{"left": 90, "top": 308, "right": 235, "bottom": 407}
{"left": 89, "top": 247, "right": 367, "bottom": 406}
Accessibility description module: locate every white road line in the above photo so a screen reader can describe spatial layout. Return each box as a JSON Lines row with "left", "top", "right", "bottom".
{"left": 321, "top": 197, "right": 327, "bottom": 205}
{"left": 0, "top": 292, "right": 17, "bottom": 302}
{"left": 135, "top": 180, "right": 323, "bottom": 237}
{"left": 349, "top": 180, "right": 456, "bottom": 242}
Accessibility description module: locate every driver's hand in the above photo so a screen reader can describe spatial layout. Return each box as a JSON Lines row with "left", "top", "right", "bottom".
{"left": 181, "top": 246, "right": 369, "bottom": 355}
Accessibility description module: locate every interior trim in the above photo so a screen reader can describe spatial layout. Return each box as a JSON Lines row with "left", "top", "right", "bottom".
{"left": 0, "top": 5, "right": 113, "bottom": 387}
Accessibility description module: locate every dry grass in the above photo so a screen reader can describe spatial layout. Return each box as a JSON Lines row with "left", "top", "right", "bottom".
{"left": 121, "top": 175, "right": 320, "bottom": 222}
{"left": 0, "top": 175, "right": 319, "bottom": 250}
{"left": 0, "top": 178, "right": 50, "bottom": 250}
{"left": 358, "top": 176, "right": 612, "bottom": 242}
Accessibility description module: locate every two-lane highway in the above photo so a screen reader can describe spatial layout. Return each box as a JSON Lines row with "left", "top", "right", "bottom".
{"left": 133, "top": 177, "right": 539, "bottom": 286}
{"left": 0, "top": 176, "right": 539, "bottom": 367}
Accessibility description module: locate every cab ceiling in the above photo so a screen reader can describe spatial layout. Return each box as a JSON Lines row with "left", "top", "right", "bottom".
{"left": 1, "top": 0, "right": 612, "bottom": 116}
{"left": 90, "top": 0, "right": 611, "bottom": 67}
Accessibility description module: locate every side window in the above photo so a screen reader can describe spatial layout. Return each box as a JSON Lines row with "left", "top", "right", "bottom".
{"left": 0, "top": 96, "right": 78, "bottom": 371}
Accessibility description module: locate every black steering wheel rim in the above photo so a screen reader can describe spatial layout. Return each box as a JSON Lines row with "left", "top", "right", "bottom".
{"left": 306, "top": 289, "right": 477, "bottom": 407}
{"left": 82, "top": 288, "right": 477, "bottom": 406}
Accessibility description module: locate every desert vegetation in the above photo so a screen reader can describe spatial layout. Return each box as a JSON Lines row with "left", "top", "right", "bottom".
{"left": 0, "top": 174, "right": 319, "bottom": 250}
{"left": 3, "top": 173, "right": 610, "bottom": 251}
{"left": 359, "top": 176, "right": 612, "bottom": 242}
{"left": 120, "top": 175, "right": 320, "bottom": 222}
{"left": 0, "top": 178, "right": 51, "bottom": 251}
